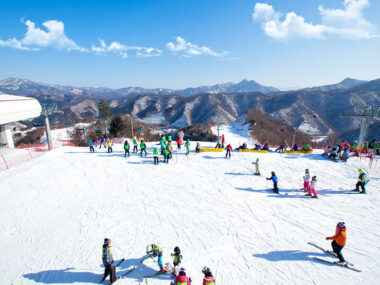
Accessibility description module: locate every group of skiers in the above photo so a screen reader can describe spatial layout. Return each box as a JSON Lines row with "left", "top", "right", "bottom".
{"left": 101, "top": 240, "right": 216, "bottom": 284}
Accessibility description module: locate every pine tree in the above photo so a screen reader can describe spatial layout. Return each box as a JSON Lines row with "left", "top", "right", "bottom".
{"left": 98, "top": 99, "right": 111, "bottom": 118}
{"left": 109, "top": 115, "right": 125, "bottom": 136}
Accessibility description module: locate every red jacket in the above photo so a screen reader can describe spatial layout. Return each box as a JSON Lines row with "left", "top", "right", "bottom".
{"left": 226, "top": 144, "right": 232, "bottom": 150}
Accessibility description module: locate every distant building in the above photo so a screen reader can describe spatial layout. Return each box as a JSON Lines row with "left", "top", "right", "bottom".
{"left": 0, "top": 94, "right": 42, "bottom": 148}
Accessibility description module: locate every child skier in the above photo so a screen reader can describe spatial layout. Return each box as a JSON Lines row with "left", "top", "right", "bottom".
{"left": 305, "top": 176, "right": 318, "bottom": 198}
{"left": 133, "top": 136, "right": 138, "bottom": 153}
{"left": 153, "top": 147, "right": 159, "bottom": 165}
{"left": 107, "top": 138, "right": 113, "bottom": 153}
{"left": 202, "top": 267, "right": 215, "bottom": 285}
{"left": 146, "top": 244, "right": 164, "bottom": 271}
{"left": 303, "top": 169, "right": 310, "bottom": 191}
{"left": 173, "top": 268, "right": 191, "bottom": 285}
{"left": 225, "top": 143, "right": 232, "bottom": 158}
{"left": 88, "top": 139, "right": 94, "bottom": 153}
{"left": 195, "top": 143, "right": 200, "bottom": 153}
{"left": 326, "top": 222, "right": 347, "bottom": 265}
{"left": 124, "top": 140, "right": 130, "bottom": 157}
{"left": 252, "top": 158, "right": 260, "bottom": 175}
{"left": 266, "top": 171, "right": 279, "bottom": 194}
{"left": 167, "top": 141, "right": 173, "bottom": 159}
{"left": 101, "top": 238, "right": 117, "bottom": 284}
{"left": 140, "top": 139, "right": 147, "bottom": 157}
{"left": 354, "top": 169, "right": 367, "bottom": 194}
{"left": 171, "top": 246, "right": 183, "bottom": 276}
{"left": 185, "top": 139, "right": 190, "bottom": 155}
{"left": 164, "top": 148, "right": 170, "bottom": 163}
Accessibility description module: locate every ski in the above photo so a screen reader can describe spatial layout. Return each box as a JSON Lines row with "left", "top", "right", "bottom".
{"left": 144, "top": 270, "right": 168, "bottom": 278}
{"left": 308, "top": 242, "right": 354, "bottom": 266}
{"left": 116, "top": 258, "right": 125, "bottom": 267}
{"left": 111, "top": 266, "right": 137, "bottom": 284}
{"left": 312, "top": 257, "right": 361, "bottom": 272}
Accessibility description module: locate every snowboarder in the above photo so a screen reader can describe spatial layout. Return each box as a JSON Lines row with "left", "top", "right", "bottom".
{"left": 195, "top": 143, "right": 200, "bottom": 153}
{"left": 202, "top": 267, "right": 215, "bottom": 285}
{"left": 252, "top": 158, "right": 260, "bottom": 175}
{"left": 173, "top": 268, "right": 191, "bottom": 285}
{"left": 101, "top": 238, "right": 117, "bottom": 284}
{"left": 153, "top": 147, "right": 159, "bottom": 164}
{"left": 107, "top": 138, "right": 113, "bottom": 153}
{"left": 266, "top": 171, "right": 279, "bottom": 194}
{"left": 140, "top": 139, "right": 147, "bottom": 157}
{"left": 303, "top": 169, "right": 310, "bottom": 191}
{"left": 171, "top": 246, "right": 183, "bottom": 276}
{"left": 326, "top": 222, "right": 347, "bottom": 265}
{"left": 133, "top": 136, "right": 138, "bottom": 153}
{"left": 185, "top": 139, "right": 190, "bottom": 155}
{"left": 225, "top": 143, "right": 232, "bottom": 158}
{"left": 88, "top": 139, "right": 94, "bottom": 153}
{"left": 124, "top": 140, "right": 130, "bottom": 157}
{"left": 146, "top": 244, "right": 164, "bottom": 271}
{"left": 306, "top": 176, "right": 318, "bottom": 198}
{"left": 354, "top": 169, "right": 366, "bottom": 193}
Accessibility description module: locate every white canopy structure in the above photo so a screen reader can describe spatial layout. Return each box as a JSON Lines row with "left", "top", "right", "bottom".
{"left": 0, "top": 94, "right": 42, "bottom": 148}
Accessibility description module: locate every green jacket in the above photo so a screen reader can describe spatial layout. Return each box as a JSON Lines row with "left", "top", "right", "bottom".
{"left": 133, "top": 138, "right": 137, "bottom": 145}
{"left": 153, "top": 148, "right": 159, "bottom": 155}
{"left": 140, "top": 142, "right": 146, "bottom": 149}
{"left": 172, "top": 253, "right": 183, "bottom": 266}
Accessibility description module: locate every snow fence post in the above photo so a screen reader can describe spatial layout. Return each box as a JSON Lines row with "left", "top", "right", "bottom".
{"left": 1, "top": 154, "right": 8, "bottom": 170}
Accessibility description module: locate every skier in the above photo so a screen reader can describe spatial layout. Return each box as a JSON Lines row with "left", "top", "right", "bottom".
{"left": 353, "top": 169, "right": 366, "bottom": 193}
{"left": 305, "top": 176, "right": 318, "bottom": 198}
{"left": 153, "top": 147, "right": 159, "bottom": 165}
{"left": 171, "top": 246, "right": 183, "bottom": 276}
{"left": 252, "top": 158, "right": 260, "bottom": 175}
{"left": 101, "top": 238, "right": 117, "bottom": 284}
{"left": 88, "top": 139, "right": 95, "bottom": 153}
{"left": 168, "top": 134, "right": 172, "bottom": 142}
{"left": 202, "top": 267, "right": 215, "bottom": 285}
{"left": 140, "top": 139, "right": 147, "bottom": 157}
{"left": 176, "top": 138, "right": 182, "bottom": 150}
{"left": 107, "top": 138, "right": 113, "bottom": 153}
{"left": 185, "top": 139, "right": 190, "bottom": 155}
{"left": 164, "top": 148, "right": 170, "bottom": 163}
{"left": 133, "top": 136, "right": 138, "bottom": 153}
{"left": 303, "top": 169, "right": 310, "bottom": 191}
{"left": 195, "top": 143, "right": 200, "bottom": 153}
{"left": 146, "top": 244, "right": 164, "bottom": 271}
{"left": 100, "top": 136, "right": 105, "bottom": 149}
{"left": 225, "top": 143, "right": 232, "bottom": 158}
{"left": 160, "top": 139, "right": 166, "bottom": 155}
{"left": 266, "top": 171, "right": 279, "bottom": 194}
{"left": 326, "top": 222, "right": 347, "bottom": 265}
{"left": 167, "top": 141, "right": 173, "bottom": 159}
{"left": 173, "top": 268, "right": 191, "bottom": 285}
{"left": 124, "top": 140, "right": 130, "bottom": 157}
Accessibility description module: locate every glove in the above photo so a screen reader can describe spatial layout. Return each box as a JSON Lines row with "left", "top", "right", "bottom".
{"left": 325, "top": 237, "right": 329, "bottom": 240}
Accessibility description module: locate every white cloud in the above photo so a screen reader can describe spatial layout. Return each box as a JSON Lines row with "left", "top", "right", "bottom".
{"left": 91, "top": 40, "right": 162, "bottom": 58}
{"left": 166, "top": 36, "right": 228, "bottom": 57}
{"left": 0, "top": 19, "right": 87, "bottom": 51}
{"left": 253, "top": 0, "right": 376, "bottom": 40}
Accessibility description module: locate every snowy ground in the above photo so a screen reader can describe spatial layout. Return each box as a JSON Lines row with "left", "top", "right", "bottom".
{"left": 0, "top": 127, "right": 379, "bottom": 284}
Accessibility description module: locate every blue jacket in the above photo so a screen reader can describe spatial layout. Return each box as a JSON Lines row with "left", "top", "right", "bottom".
{"left": 88, "top": 140, "right": 93, "bottom": 147}
{"left": 272, "top": 175, "right": 278, "bottom": 183}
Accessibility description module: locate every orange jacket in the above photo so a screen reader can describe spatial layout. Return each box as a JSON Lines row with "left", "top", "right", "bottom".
{"left": 327, "top": 226, "right": 346, "bottom": 246}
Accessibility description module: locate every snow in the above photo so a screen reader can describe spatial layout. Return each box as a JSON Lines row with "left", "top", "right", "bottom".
{"left": 141, "top": 111, "right": 168, "bottom": 125}
{"left": 0, "top": 125, "right": 379, "bottom": 284}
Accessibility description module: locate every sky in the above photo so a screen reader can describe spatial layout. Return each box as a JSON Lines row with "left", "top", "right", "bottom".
{"left": 0, "top": 0, "right": 379, "bottom": 89}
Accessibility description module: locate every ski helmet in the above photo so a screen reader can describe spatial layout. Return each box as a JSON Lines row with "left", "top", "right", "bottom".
{"left": 337, "top": 222, "right": 345, "bottom": 228}
{"left": 271, "top": 171, "right": 275, "bottom": 175}
{"left": 179, "top": 267, "right": 186, "bottom": 275}
{"left": 305, "top": 169, "right": 309, "bottom": 172}
{"left": 174, "top": 246, "right": 181, "bottom": 254}
{"left": 104, "top": 238, "right": 111, "bottom": 245}
{"left": 202, "top": 266, "right": 210, "bottom": 274}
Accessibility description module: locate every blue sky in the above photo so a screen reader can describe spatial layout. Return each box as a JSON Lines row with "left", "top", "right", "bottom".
{"left": 0, "top": 0, "right": 379, "bottom": 89}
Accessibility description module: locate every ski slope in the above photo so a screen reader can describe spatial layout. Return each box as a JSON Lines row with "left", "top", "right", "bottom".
{"left": 0, "top": 128, "right": 379, "bottom": 284}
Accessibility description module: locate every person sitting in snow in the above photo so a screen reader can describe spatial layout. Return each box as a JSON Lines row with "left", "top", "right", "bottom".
{"left": 326, "top": 222, "right": 347, "bottom": 265}
{"left": 252, "top": 158, "right": 260, "bottom": 175}
{"left": 305, "top": 176, "right": 318, "bottom": 198}
{"left": 328, "top": 147, "right": 338, "bottom": 160}
{"left": 215, "top": 137, "right": 222, "bottom": 149}
{"left": 290, "top": 144, "right": 299, "bottom": 151}
{"left": 275, "top": 144, "right": 286, "bottom": 153}
{"left": 146, "top": 244, "right": 164, "bottom": 271}
{"left": 262, "top": 143, "right": 269, "bottom": 150}
{"left": 341, "top": 148, "right": 349, "bottom": 161}
{"left": 266, "top": 171, "right": 279, "bottom": 194}
{"left": 254, "top": 144, "right": 262, "bottom": 150}
{"left": 302, "top": 143, "right": 311, "bottom": 151}
{"left": 202, "top": 267, "right": 215, "bottom": 285}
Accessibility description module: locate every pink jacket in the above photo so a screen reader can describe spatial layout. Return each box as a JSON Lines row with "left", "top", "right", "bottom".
{"left": 175, "top": 275, "right": 191, "bottom": 285}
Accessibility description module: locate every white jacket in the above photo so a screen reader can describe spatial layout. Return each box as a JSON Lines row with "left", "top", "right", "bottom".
{"left": 303, "top": 173, "right": 310, "bottom": 182}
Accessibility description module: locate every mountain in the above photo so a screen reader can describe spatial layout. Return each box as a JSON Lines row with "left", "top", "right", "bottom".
{"left": 1, "top": 77, "right": 379, "bottom": 137}
{"left": 302, "top": 77, "right": 367, "bottom": 92}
